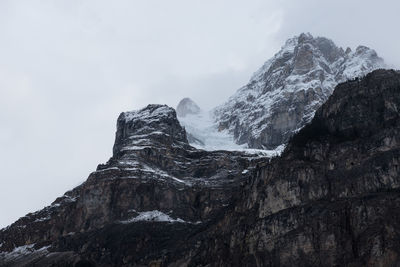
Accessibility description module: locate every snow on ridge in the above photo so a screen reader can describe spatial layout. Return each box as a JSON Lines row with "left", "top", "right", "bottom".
{"left": 33, "top": 216, "right": 50, "bottom": 223}
{"left": 123, "top": 104, "right": 175, "bottom": 123}
{"left": 0, "top": 244, "right": 50, "bottom": 262}
{"left": 120, "top": 210, "right": 186, "bottom": 224}
{"left": 96, "top": 160, "right": 193, "bottom": 186}
{"left": 212, "top": 33, "right": 387, "bottom": 150}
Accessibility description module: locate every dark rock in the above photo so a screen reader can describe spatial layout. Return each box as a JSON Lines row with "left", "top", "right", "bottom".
{"left": 1, "top": 70, "right": 400, "bottom": 266}
{"left": 0, "top": 103, "right": 264, "bottom": 266}
{"left": 190, "top": 69, "right": 400, "bottom": 266}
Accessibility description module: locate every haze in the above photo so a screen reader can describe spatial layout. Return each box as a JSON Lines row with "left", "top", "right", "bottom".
{"left": 1, "top": 0, "right": 399, "bottom": 227}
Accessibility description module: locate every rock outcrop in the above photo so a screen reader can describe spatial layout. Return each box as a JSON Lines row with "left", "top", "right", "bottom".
{"left": 0, "top": 104, "right": 264, "bottom": 266}
{"left": 191, "top": 69, "right": 400, "bottom": 266}
{"left": 213, "top": 33, "right": 386, "bottom": 149}
{"left": 1, "top": 70, "right": 400, "bottom": 267}
{"left": 176, "top": 98, "right": 201, "bottom": 118}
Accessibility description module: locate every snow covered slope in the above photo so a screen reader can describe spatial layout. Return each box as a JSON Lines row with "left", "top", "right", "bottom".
{"left": 213, "top": 33, "right": 386, "bottom": 149}
{"left": 178, "top": 109, "right": 245, "bottom": 150}
{"left": 177, "top": 99, "right": 284, "bottom": 156}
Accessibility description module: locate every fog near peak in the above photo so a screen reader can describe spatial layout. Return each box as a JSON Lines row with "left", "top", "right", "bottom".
{"left": 0, "top": 0, "right": 399, "bottom": 227}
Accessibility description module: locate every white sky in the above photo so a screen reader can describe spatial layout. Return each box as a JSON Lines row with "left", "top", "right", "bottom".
{"left": 0, "top": 0, "right": 399, "bottom": 227}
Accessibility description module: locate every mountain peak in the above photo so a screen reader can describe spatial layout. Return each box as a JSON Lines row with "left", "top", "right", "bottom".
{"left": 213, "top": 33, "right": 387, "bottom": 149}
{"left": 176, "top": 98, "right": 201, "bottom": 117}
{"left": 297, "top": 32, "right": 314, "bottom": 43}
{"left": 113, "top": 104, "right": 188, "bottom": 157}
{"left": 2, "top": 69, "right": 400, "bottom": 266}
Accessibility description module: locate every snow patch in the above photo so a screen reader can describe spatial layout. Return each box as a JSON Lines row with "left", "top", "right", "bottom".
{"left": 178, "top": 110, "right": 286, "bottom": 156}
{"left": 178, "top": 111, "right": 248, "bottom": 151}
{"left": 95, "top": 167, "right": 120, "bottom": 173}
{"left": 34, "top": 216, "right": 50, "bottom": 223}
{"left": 121, "top": 210, "right": 186, "bottom": 223}
{"left": 0, "top": 244, "right": 50, "bottom": 262}
{"left": 123, "top": 105, "right": 173, "bottom": 123}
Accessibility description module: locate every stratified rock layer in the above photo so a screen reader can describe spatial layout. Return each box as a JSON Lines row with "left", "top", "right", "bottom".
{"left": 193, "top": 69, "right": 400, "bottom": 266}
{"left": 0, "top": 104, "right": 263, "bottom": 266}
{"left": 1, "top": 70, "right": 400, "bottom": 267}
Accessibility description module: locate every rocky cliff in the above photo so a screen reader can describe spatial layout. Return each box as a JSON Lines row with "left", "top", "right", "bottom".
{"left": 213, "top": 33, "right": 386, "bottom": 149}
{"left": 1, "top": 70, "right": 400, "bottom": 267}
{"left": 0, "top": 104, "right": 264, "bottom": 266}
{"left": 192, "top": 69, "right": 400, "bottom": 266}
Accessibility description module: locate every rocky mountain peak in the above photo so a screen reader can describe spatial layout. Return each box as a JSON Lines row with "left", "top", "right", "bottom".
{"left": 297, "top": 32, "right": 313, "bottom": 42}
{"left": 213, "top": 33, "right": 386, "bottom": 149}
{"left": 2, "top": 69, "right": 400, "bottom": 266}
{"left": 176, "top": 97, "right": 201, "bottom": 117}
{"left": 113, "top": 104, "right": 188, "bottom": 158}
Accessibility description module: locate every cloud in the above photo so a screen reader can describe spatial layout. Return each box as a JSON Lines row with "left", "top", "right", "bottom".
{"left": 0, "top": 0, "right": 398, "bottom": 227}
{"left": 275, "top": 0, "right": 400, "bottom": 67}
{"left": 0, "top": 0, "right": 282, "bottom": 227}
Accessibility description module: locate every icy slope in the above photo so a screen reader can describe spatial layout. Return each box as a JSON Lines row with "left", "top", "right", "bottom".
{"left": 178, "top": 110, "right": 245, "bottom": 150}
{"left": 213, "top": 33, "right": 386, "bottom": 149}
{"left": 177, "top": 106, "right": 284, "bottom": 156}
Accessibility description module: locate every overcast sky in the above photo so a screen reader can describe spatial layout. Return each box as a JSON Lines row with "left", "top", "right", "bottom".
{"left": 0, "top": 0, "right": 399, "bottom": 227}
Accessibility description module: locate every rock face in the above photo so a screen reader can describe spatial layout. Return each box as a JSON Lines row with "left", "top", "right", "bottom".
{"left": 0, "top": 104, "right": 263, "bottom": 266}
{"left": 195, "top": 69, "right": 400, "bottom": 266}
{"left": 214, "top": 33, "right": 386, "bottom": 149}
{"left": 1, "top": 70, "right": 400, "bottom": 267}
{"left": 176, "top": 97, "right": 201, "bottom": 117}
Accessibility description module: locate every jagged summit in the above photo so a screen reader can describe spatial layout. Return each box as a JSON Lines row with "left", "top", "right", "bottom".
{"left": 176, "top": 97, "right": 201, "bottom": 117}
{"left": 0, "top": 101, "right": 264, "bottom": 265}
{"left": 213, "top": 33, "right": 386, "bottom": 149}
{"left": 2, "top": 69, "right": 400, "bottom": 266}
{"left": 113, "top": 104, "right": 188, "bottom": 157}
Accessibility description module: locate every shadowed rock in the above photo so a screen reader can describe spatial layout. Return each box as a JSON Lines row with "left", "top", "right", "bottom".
{"left": 1, "top": 70, "right": 400, "bottom": 266}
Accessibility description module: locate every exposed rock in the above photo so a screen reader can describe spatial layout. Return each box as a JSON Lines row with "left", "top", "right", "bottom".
{"left": 213, "top": 33, "right": 386, "bottom": 149}
{"left": 1, "top": 70, "right": 400, "bottom": 266}
{"left": 176, "top": 97, "right": 201, "bottom": 118}
{"left": 0, "top": 103, "right": 264, "bottom": 266}
{"left": 190, "top": 69, "right": 400, "bottom": 266}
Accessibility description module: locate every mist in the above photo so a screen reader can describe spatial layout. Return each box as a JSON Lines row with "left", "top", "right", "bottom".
{"left": 0, "top": 0, "right": 399, "bottom": 227}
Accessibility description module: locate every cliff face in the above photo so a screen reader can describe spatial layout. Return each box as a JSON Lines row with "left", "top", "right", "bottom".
{"left": 0, "top": 104, "right": 264, "bottom": 266}
{"left": 193, "top": 69, "right": 400, "bottom": 266}
{"left": 213, "top": 33, "right": 386, "bottom": 149}
{"left": 1, "top": 70, "right": 400, "bottom": 267}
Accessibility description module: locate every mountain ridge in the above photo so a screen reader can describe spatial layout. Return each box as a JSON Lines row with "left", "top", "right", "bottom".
{"left": 179, "top": 33, "right": 386, "bottom": 150}
{"left": 1, "top": 69, "right": 400, "bottom": 266}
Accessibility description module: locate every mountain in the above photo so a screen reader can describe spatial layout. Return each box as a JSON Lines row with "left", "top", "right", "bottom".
{"left": 213, "top": 33, "right": 386, "bottom": 149}
{"left": 195, "top": 69, "right": 400, "bottom": 266}
{"left": 0, "top": 104, "right": 265, "bottom": 266}
{"left": 1, "top": 69, "right": 400, "bottom": 266}
{"left": 176, "top": 98, "right": 201, "bottom": 117}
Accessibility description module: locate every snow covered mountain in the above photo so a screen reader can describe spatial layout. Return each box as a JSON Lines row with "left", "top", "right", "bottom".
{"left": 213, "top": 33, "right": 386, "bottom": 149}
{"left": 3, "top": 70, "right": 400, "bottom": 266}
{"left": 177, "top": 98, "right": 285, "bottom": 155}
